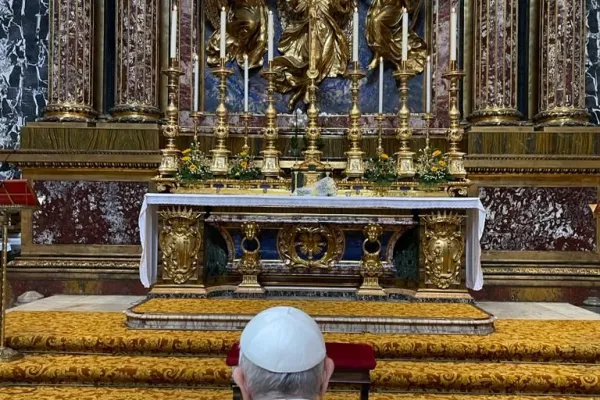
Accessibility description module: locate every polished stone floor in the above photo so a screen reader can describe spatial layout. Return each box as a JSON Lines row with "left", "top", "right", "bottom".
{"left": 8, "top": 295, "right": 600, "bottom": 320}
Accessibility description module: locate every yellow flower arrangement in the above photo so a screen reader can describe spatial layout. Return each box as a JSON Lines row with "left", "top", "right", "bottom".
{"left": 431, "top": 166, "right": 438, "bottom": 172}
{"left": 379, "top": 153, "right": 389, "bottom": 160}
{"left": 415, "top": 147, "right": 450, "bottom": 186}
{"left": 227, "top": 152, "right": 261, "bottom": 180}
{"left": 240, "top": 161, "right": 248, "bottom": 168}
{"left": 364, "top": 154, "right": 397, "bottom": 185}
{"left": 188, "top": 164, "right": 197, "bottom": 172}
{"left": 177, "top": 143, "right": 213, "bottom": 182}
{"left": 438, "top": 160, "right": 447, "bottom": 167}
{"left": 181, "top": 156, "right": 191, "bottom": 162}
{"left": 432, "top": 150, "right": 442, "bottom": 157}
{"left": 182, "top": 148, "right": 192, "bottom": 155}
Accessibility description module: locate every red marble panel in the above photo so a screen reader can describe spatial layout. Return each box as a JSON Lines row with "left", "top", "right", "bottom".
{"left": 479, "top": 187, "right": 597, "bottom": 251}
{"left": 32, "top": 181, "right": 148, "bottom": 245}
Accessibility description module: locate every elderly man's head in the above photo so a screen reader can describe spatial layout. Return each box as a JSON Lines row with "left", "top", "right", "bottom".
{"left": 232, "top": 306, "right": 335, "bottom": 400}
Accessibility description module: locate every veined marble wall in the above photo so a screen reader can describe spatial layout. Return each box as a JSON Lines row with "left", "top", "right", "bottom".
{"left": 0, "top": 0, "right": 48, "bottom": 150}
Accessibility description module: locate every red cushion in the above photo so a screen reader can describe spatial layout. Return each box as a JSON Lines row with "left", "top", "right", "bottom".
{"left": 226, "top": 342, "right": 376, "bottom": 370}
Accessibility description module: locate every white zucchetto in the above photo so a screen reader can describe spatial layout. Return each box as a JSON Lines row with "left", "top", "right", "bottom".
{"left": 240, "top": 306, "right": 326, "bottom": 373}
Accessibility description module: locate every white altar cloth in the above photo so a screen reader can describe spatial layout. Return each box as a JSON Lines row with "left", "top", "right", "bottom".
{"left": 139, "top": 194, "right": 487, "bottom": 290}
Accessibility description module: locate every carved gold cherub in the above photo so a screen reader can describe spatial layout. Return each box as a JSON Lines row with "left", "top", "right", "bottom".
{"left": 366, "top": 0, "right": 427, "bottom": 73}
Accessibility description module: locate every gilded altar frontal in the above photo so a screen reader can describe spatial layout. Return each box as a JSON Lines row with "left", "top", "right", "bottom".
{"left": 0, "top": 0, "right": 596, "bottom": 307}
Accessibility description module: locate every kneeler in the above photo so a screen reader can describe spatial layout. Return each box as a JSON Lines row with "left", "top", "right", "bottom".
{"left": 226, "top": 342, "right": 377, "bottom": 400}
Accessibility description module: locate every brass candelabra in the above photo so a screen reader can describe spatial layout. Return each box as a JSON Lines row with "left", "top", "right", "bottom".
{"left": 424, "top": 112, "right": 433, "bottom": 149}
{"left": 442, "top": 60, "right": 466, "bottom": 179}
{"left": 376, "top": 113, "right": 385, "bottom": 156}
{"left": 344, "top": 61, "right": 365, "bottom": 179}
{"left": 260, "top": 61, "right": 282, "bottom": 177}
{"left": 154, "top": 57, "right": 184, "bottom": 192}
{"left": 393, "top": 61, "right": 416, "bottom": 178}
{"left": 304, "top": 76, "right": 322, "bottom": 163}
{"left": 210, "top": 58, "right": 233, "bottom": 175}
{"left": 190, "top": 111, "right": 200, "bottom": 149}
{"left": 241, "top": 112, "right": 250, "bottom": 154}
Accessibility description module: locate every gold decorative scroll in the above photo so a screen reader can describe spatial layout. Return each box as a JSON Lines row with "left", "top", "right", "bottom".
{"left": 271, "top": 0, "right": 352, "bottom": 108}
{"left": 366, "top": 0, "right": 427, "bottom": 73}
{"left": 277, "top": 224, "right": 344, "bottom": 270}
{"left": 206, "top": 0, "right": 268, "bottom": 69}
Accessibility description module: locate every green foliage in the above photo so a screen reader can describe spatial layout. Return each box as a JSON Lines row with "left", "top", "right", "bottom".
{"left": 178, "top": 143, "right": 213, "bottom": 182}
{"left": 415, "top": 147, "right": 451, "bottom": 186}
{"left": 364, "top": 153, "right": 398, "bottom": 185}
{"left": 227, "top": 151, "right": 262, "bottom": 180}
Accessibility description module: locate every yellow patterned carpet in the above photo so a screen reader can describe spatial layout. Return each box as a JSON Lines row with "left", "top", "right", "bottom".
{"left": 0, "top": 353, "right": 599, "bottom": 394}
{"left": 132, "top": 298, "right": 491, "bottom": 319}
{"left": 6, "top": 311, "right": 600, "bottom": 363}
{"left": 0, "top": 388, "right": 593, "bottom": 400}
{"left": 0, "top": 387, "right": 593, "bottom": 400}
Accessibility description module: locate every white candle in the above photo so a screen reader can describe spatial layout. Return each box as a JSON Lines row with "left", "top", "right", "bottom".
{"left": 193, "top": 53, "right": 199, "bottom": 112}
{"left": 401, "top": 8, "right": 408, "bottom": 61}
{"left": 352, "top": 7, "right": 359, "bottom": 62}
{"left": 450, "top": 8, "right": 457, "bottom": 61}
{"left": 244, "top": 54, "right": 249, "bottom": 112}
{"left": 425, "top": 55, "right": 431, "bottom": 114}
{"left": 220, "top": 7, "right": 226, "bottom": 59}
{"left": 268, "top": 11, "right": 274, "bottom": 61}
{"left": 169, "top": 4, "right": 177, "bottom": 58}
{"left": 378, "top": 57, "right": 384, "bottom": 114}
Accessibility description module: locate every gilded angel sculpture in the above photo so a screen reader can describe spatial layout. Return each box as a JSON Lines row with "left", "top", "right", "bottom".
{"left": 206, "top": 0, "right": 269, "bottom": 69}
{"left": 366, "top": 0, "right": 427, "bottom": 73}
{"left": 271, "top": 0, "right": 352, "bottom": 108}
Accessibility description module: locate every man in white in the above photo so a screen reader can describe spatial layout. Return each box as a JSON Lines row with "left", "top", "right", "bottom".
{"left": 233, "top": 306, "right": 335, "bottom": 400}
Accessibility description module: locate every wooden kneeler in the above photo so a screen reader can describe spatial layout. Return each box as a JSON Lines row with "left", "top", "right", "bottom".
{"left": 226, "top": 342, "right": 376, "bottom": 400}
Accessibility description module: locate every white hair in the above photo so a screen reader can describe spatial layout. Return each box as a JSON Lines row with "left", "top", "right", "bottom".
{"left": 239, "top": 354, "right": 325, "bottom": 400}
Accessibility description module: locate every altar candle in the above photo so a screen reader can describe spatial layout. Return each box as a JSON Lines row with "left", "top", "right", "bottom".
{"left": 169, "top": 4, "right": 177, "bottom": 58}
{"left": 352, "top": 7, "right": 359, "bottom": 62}
{"left": 401, "top": 8, "right": 408, "bottom": 61}
{"left": 244, "top": 54, "right": 249, "bottom": 112}
{"left": 220, "top": 7, "right": 227, "bottom": 59}
{"left": 193, "top": 53, "right": 199, "bottom": 112}
{"left": 268, "top": 11, "right": 274, "bottom": 61}
{"left": 450, "top": 8, "right": 457, "bottom": 61}
{"left": 425, "top": 55, "right": 431, "bottom": 113}
{"left": 378, "top": 57, "right": 384, "bottom": 114}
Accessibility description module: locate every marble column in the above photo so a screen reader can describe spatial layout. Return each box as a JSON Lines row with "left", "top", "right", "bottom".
{"left": 110, "top": 0, "right": 162, "bottom": 122}
{"left": 468, "top": 0, "right": 522, "bottom": 124}
{"left": 534, "top": 0, "right": 589, "bottom": 125}
{"left": 43, "top": 0, "right": 97, "bottom": 121}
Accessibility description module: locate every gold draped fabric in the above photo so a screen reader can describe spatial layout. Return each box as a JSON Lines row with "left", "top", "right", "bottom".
{"left": 271, "top": 0, "right": 352, "bottom": 108}
{"left": 366, "top": 0, "right": 427, "bottom": 73}
{"left": 207, "top": 0, "right": 269, "bottom": 69}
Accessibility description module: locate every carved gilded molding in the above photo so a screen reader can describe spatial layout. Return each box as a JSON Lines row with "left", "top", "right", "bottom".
{"left": 484, "top": 266, "right": 600, "bottom": 276}
{"left": 158, "top": 207, "right": 204, "bottom": 285}
{"left": 277, "top": 224, "right": 345, "bottom": 270}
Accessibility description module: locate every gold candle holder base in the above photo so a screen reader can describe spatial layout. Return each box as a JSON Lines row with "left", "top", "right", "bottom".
{"left": 442, "top": 60, "right": 466, "bottom": 179}
{"left": 260, "top": 64, "right": 282, "bottom": 177}
{"left": 241, "top": 112, "right": 251, "bottom": 154}
{"left": 357, "top": 224, "right": 386, "bottom": 297}
{"left": 344, "top": 61, "right": 366, "bottom": 179}
{"left": 235, "top": 222, "right": 264, "bottom": 294}
{"left": 210, "top": 58, "right": 233, "bottom": 176}
{"left": 393, "top": 62, "right": 416, "bottom": 179}
{"left": 376, "top": 113, "right": 385, "bottom": 155}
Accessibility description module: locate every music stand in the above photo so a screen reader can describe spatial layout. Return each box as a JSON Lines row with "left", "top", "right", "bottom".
{"left": 0, "top": 180, "right": 39, "bottom": 362}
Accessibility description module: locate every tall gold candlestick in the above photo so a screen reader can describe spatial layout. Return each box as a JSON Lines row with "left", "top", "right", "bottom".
{"left": 210, "top": 57, "right": 233, "bottom": 175}
{"left": 190, "top": 111, "right": 200, "bottom": 149}
{"left": 344, "top": 61, "right": 365, "bottom": 179}
{"left": 260, "top": 62, "right": 281, "bottom": 177}
{"left": 376, "top": 113, "right": 384, "bottom": 156}
{"left": 393, "top": 61, "right": 415, "bottom": 178}
{"left": 442, "top": 60, "right": 466, "bottom": 179}
{"left": 154, "top": 57, "right": 184, "bottom": 192}
{"left": 424, "top": 112, "right": 432, "bottom": 149}
{"left": 304, "top": 76, "right": 322, "bottom": 163}
{"left": 241, "top": 112, "right": 250, "bottom": 154}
